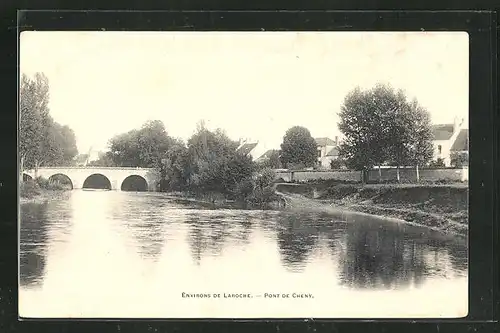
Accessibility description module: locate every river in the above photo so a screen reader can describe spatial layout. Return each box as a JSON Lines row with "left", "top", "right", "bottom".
{"left": 19, "top": 190, "right": 468, "bottom": 318}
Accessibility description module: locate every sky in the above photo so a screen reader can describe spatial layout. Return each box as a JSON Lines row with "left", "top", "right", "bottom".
{"left": 20, "top": 31, "right": 469, "bottom": 157}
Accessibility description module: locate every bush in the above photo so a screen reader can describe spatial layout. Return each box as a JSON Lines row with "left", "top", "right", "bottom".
{"left": 329, "top": 159, "right": 345, "bottom": 170}
{"left": 255, "top": 168, "right": 276, "bottom": 189}
{"left": 20, "top": 180, "right": 40, "bottom": 198}
{"left": 35, "top": 176, "right": 50, "bottom": 189}
{"left": 428, "top": 158, "right": 446, "bottom": 168}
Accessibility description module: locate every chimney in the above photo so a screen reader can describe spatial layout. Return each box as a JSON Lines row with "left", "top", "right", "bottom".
{"left": 335, "top": 136, "right": 339, "bottom": 146}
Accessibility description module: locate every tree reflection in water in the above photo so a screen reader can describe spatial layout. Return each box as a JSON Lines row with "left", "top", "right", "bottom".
{"left": 117, "top": 208, "right": 168, "bottom": 261}
{"left": 338, "top": 218, "right": 468, "bottom": 290}
{"left": 185, "top": 210, "right": 255, "bottom": 264}
{"left": 19, "top": 203, "right": 50, "bottom": 288}
{"left": 275, "top": 213, "right": 323, "bottom": 272}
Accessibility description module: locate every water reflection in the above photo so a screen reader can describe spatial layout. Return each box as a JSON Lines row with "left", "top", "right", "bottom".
{"left": 275, "top": 213, "right": 321, "bottom": 272}
{"left": 19, "top": 203, "right": 50, "bottom": 287}
{"left": 185, "top": 210, "right": 255, "bottom": 264}
{"left": 337, "top": 218, "right": 468, "bottom": 289}
{"left": 19, "top": 191, "right": 468, "bottom": 318}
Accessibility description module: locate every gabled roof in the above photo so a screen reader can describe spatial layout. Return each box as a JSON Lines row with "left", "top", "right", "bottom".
{"left": 432, "top": 124, "right": 455, "bottom": 141}
{"left": 450, "top": 129, "right": 469, "bottom": 152}
{"left": 314, "top": 137, "right": 336, "bottom": 146}
{"left": 237, "top": 142, "right": 258, "bottom": 156}
{"left": 325, "top": 147, "right": 339, "bottom": 157}
{"left": 257, "top": 149, "right": 279, "bottom": 160}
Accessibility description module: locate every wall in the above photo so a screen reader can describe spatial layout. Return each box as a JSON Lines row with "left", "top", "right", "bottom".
{"left": 275, "top": 167, "right": 468, "bottom": 183}
{"left": 275, "top": 170, "right": 362, "bottom": 182}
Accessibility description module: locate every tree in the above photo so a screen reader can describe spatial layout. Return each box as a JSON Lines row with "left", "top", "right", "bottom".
{"left": 185, "top": 124, "right": 255, "bottom": 197}
{"left": 19, "top": 72, "right": 79, "bottom": 174}
{"left": 280, "top": 126, "right": 317, "bottom": 169}
{"left": 385, "top": 98, "right": 433, "bottom": 181}
{"left": 338, "top": 84, "right": 433, "bottom": 182}
{"left": 107, "top": 120, "right": 173, "bottom": 168}
{"left": 337, "top": 85, "right": 395, "bottom": 180}
{"left": 450, "top": 152, "right": 468, "bottom": 168}
{"left": 19, "top": 73, "right": 50, "bottom": 172}
{"left": 329, "top": 158, "right": 345, "bottom": 170}
{"left": 160, "top": 139, "right": 190, "bottom": 191}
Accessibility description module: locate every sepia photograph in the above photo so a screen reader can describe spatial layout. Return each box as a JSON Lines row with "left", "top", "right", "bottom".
{"left": 19, "top": 31, "right": 469, "bottom": 318}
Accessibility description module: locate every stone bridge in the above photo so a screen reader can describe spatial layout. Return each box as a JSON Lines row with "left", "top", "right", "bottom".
{"left": 23, "top": 167, "right": 160, "bottom": 191}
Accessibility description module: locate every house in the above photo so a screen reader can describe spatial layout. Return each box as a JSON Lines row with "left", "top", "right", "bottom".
{"left": 236, "top": 139, "right": 272, "bottom": 162}
{"left": 236, "top": 142, "right": 258, "bottom": 157}
{"left": 431, "top": 117, "right": 468, "bottom": 166}
{"left": 314, "top": 136, "right": 340, "bottom": 169}
{"left": 255, "top": 149, "right": 280, "bottom": 164}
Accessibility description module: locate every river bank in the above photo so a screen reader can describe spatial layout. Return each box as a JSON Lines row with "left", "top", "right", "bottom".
{"left": 275, "top": 182, "right": 468, "bottom": 235}
{"left": 20, "top": 189, "right": 71, "bottom": 204}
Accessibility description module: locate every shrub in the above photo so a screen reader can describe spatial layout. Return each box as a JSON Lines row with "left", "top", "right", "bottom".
{"left": 428, "top": 158, "right": 446, "bottom": 168}
{"left": 35, "top": 176, "right": 50, "bottom": 189}
{"left": 20, "top": 180, "right": 40, "bottom": 198}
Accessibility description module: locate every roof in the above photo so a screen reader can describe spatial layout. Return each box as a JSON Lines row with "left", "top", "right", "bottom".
{"left": 257, "top": 149, "right": 280, "bottom": 160}
{"left": 314, "top": 137, "right": 336, "bottom": 146}
{"left": 450, "top": 129, "right": 469, "bottom": 152}
{"left": 432, "top": 124, "right": 455, "bottom": 141}
{"left": 325, "top": 147, "right": 339, "bottom": 157}
{"left": 237, "top": 142, "right": 258, "bottom": 156}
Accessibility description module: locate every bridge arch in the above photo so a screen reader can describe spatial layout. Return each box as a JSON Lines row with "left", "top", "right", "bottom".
{"left": 83, "top": 173, "right": 112, "bottom": 190}
{"left": 121, "top": 175, "right": 148, "bottom": 192}
{"left": 48, "top": 173, "right": 73, "bottom": 190}
{"left": 22, "top": 173, "right": 33, "bottom": 182}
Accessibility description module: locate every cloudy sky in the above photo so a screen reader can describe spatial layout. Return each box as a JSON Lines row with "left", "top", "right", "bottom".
{"left": 20, "top": 31, "right": 469, "bottom": 156}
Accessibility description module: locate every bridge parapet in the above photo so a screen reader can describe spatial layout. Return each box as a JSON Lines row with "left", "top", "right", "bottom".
{"left": 23, "top": 167, "right": 159, "bottom": 191}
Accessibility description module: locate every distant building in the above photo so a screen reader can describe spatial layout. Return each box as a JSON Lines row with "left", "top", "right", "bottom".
{"left": 236, "top": 138, "right": 277, "bottom": 162}
{"left": 431, "top": 117, "right": 468, "bottom": 166}
{"left": 255, "top": 149, "right": 280, "bottom": 164}
{"left": 314, "top": 136, "right": 340, "bottom": 169}
{"left": 74, "top": 154, "right": 89, "bottom": 166}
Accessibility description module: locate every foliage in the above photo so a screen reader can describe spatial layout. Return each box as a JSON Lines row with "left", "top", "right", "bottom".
{"left": 20, "top": 180, "right": 40, "bottom": 198}
{"left": 244, "top": 168, "right": 279, "bottom": 206}
{"left": 280, "top": 126, "right": 318, "bottom": 169}
{"left": 428, "top": 158, "right": 446, "bottom": 168}
{"left": 107, "top": 120, "right": 173, "bottom": 168}
{"left": 329, "top": 159, "right": 346, "bottom": 170}
{"left": 19, "top": 73, "right": 78, "bottom": 170}
{"left": 450, "top": 152, "right": 468, "bottom": 168}
{"left": 160, "top": 139, "right": 190, "bottom": 191}
{"left": 258, "top": 150, "right": 282, "bottom": 169}
{"left": 185, "top": 125, "right": 255, "bottom": 196}
{"left": 337, "top": 84, "right": 434, "bottom": 173}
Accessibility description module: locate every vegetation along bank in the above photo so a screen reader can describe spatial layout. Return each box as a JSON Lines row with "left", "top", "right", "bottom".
{"left": 275, "top": 181, "right": 468, "bottom": 236}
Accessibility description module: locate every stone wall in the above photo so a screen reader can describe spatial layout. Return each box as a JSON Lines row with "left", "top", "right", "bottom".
{"left": 275, "top": 167, "right": 468, "bottom": 183}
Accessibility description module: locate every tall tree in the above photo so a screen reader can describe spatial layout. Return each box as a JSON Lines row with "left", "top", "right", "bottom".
{"left": 19, "top": 72, "right": 79, "bottom": 173}
{"left": 338, "top": 84, "right": 433, "bottom": 182}
{"left": 280, "top": 126, "right": 317, "bottom": 169}
{"left": 337, "top": 85, "right": 393, "bottom": 177}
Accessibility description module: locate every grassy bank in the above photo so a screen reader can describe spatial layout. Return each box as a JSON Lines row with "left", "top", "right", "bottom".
{"left": 20, "top": 178, "right": 71, "bottom": 204}
{"left": 275, "top": 182, "right": 468, "bottom": 235}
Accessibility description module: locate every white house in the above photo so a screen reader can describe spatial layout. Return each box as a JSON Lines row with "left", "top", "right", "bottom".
{"left": 431, "top": 117, "right": 468, "bottom": 166}
{"left": 236, "top": 139, "right": 274, "bottom": 162}
{"left": 314, "top": 137, "right": 340, "bottom": 169}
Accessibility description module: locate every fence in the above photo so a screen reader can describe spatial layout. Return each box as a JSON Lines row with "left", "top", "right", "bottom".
{"left": 275, "top": 167, "right": 468, "bottom": 183}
